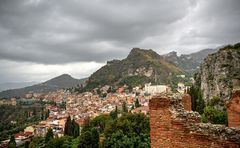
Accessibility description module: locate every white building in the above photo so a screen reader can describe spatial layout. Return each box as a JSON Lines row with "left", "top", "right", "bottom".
{"left": 177, "top": 82, "right": 186, "bottom": 94}
{"left": 144, "top": 83, "right": 169, "bottom": 95}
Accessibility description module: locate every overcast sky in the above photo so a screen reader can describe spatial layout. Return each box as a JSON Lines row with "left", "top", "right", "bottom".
{"left": 0, "top": 0, "right": 239, "bottom": 83}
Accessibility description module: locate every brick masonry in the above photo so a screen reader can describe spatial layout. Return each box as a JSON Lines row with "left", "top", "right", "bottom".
{"left": 150, "top": 93, "right": 240, "bottom": 148}
{"left": 182, "top": 94, "right": 192, "bottom": 111}
{"left": 227, "top": 90, "right": 240, "bottom": 128}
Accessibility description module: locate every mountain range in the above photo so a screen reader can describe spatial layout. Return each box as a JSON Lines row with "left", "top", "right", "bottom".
{"left": 0, "top": 81, "right": 39, "bottom": 92}
{"left": 0, "top": 47, "right": 221, "bottom": 98}
{"left": 163, "top": 48, "right": 218, "bottom": 73}
{"left": 0, "top": 74, "right": 86, "bottom": 98}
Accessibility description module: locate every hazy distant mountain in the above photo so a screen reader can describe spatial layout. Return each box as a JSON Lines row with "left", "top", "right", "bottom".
{"left": 85, "top": 48, "right": 183, "bottom": 90}
{"left": 0, "top": 82, "right": 39, "bottom": 92}
{"left": 0, "top": 74, "right": 87, "bottom": 98}
{"left": 163, "top": 48, "right": 218, "bottom": 73}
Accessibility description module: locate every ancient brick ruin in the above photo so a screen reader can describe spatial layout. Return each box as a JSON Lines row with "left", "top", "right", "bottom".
{"left": 182, "top": 94, "right": 192, "bottom": 111}
{"left": 150, "top": 93, "right": 240, "bottom": 148}
{"left": 227, "top": 90, "right": 240, "bottom": 128}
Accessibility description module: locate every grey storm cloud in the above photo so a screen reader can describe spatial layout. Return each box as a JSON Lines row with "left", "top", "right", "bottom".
{"left": 0, "top": 0, "right": 240, "bottom": 64}
{"left": 0, "top": 0, "right": 201, "bottom": 64}
{"left": 0, "top": 0, "right": 240, "bottom": 83}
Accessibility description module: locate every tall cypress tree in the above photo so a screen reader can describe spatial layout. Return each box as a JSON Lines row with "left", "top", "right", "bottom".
{"left": 64, "top": 116, "right": 72, "bottom": 136}
{"left": 45, "top": 109, "right": 50, "bottom": 119}
{"left": 8, "top": 135, "right": 16, "bottom": 148}
{"left": 91, "top": 128, "right": 99, "bottom": 148}
{"left": 72, "top": 119, "right": 80, "bottom": 138}
{"left": 135, "top": 98, "right": 141, "bottom": 108}
{"left": 110, "top": 106, "right": 118, "bottom": 119}
{"left": 45, "top": 128, "right": 54, "bottom": 143}
{"left": 122, "top": 101, "right": 128, "bottom": 113}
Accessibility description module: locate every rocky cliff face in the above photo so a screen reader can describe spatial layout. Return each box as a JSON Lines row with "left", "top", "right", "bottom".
{"left": 199, "top": 43, "right": 240, "bottom": 106}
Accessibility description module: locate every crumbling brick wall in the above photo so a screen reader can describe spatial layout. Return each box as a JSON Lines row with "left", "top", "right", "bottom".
{"left": 182, "top": 94, "right": 192, "bottom": 111}
{"left": 227, "top": 90, "right": 240, "bottom": 128}
{"left": 150, "top": 93, "right": 240, "bottom": 148}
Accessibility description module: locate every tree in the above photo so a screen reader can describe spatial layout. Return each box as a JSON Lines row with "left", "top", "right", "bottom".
{"left": 32, "top": 108, "right": 37, "bottom": 116}
{"left": 64, "top": 117, "right": 79, "bottom": 137}
{"left": 41, "top": 111, "right": 45, "bottom": 120}
{"left": 128, "top": 85, "right": 133, "bottom": 92}
{"left": 45, "top": 128, "right": 54, "bottom": 143}
{"left": 87, "top": 115, "right": 110, "bottom": 133}
{"left": 64, "top": 116, "right": 72, "bottom": 136}
{"left": 29, "top": 136, "right": 45, "bottom": 148}
{"left": 104, "top": 113, "right": 150, "bottom": 148}
{"left": 72, "top": 119, "right": 80, "bottom": 138}
{"left": 97, "top": 89, "right": 101, "bottom": 95}
{"left": 8, "top": 135, "right": 16, "bottom": 148}
{"left": 122, "top": 101, "right": 128, "bottom": 113}
{"left": 45, "top": 109, "right": 50, "bottom": 119}
{"left": 25, "top": 141, "right": 30, "bottom": 148}
{"left": 131, "top": 105, "right": 135, "bottom": 110}
{"left": 78, "top": 131, "right": 92, "bottom": 148}
{"left": 189, "top": 85, "right": 205, "bottom": 114}
{"left": 110, "top": 106, "right": 118, "bottom": 119}
{"left": 201, "top": 106, "right": 227, "bottom": 125}
{"left": 101, "top": 93, "right": 107, "bottom": 98}
{"left": 135, "top": 98, "right": 141, "bottom": 108}
{"left": 45, "top": 136, "right": 72, "bottom": 148}
{"left": 91, "top": 128, "right": 99, "bottom": 148}
{"left": 107, "top": 87, "right": 112, "bottom": 93}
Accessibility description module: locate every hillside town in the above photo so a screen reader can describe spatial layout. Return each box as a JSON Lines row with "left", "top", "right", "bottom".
{"left": 0, "top": 82, "right": 188, "bottom": 147}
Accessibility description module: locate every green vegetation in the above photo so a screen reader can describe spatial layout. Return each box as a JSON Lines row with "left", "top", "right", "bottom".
{"left": 207, "top": 96, "right": 220, "bottom": 106}
{"left": 122, "top": 101, "right": 128, "bottom": 113}
{"left": 118, "top": 76, "right": 151, "bottom": 88}
{"left": 25, "top": 113, "right": 149, "bottom": 148}
{"left": 134, "top": 98, "right": 141, "bottom": 108}
{"left": 0, "top": 105, "right": 43, "bottom": 141}
{"left": 167, "top": 74, "right": 191, "bottom": 92}
{"left": 110, "top": 107, "right": 118, "bottom": 120}
{"left": 45, "top": 136, "right": 73, "bottom": 148}
{"left": 64, "top": 116, "right": 80, "bottom": 138}
{"left": 189, "top": 85, "right": 205, "bottom": 114}
{"left": 28, "top": 136, "right": 45, "bottom": 148}
{"left": 45, "top": 128, "right": 54, "bottom": 143}
{"left": 78, "top": 128, "right": 99, "bottom": 148}
{"left": 219, "top": 42, "right": 240, "bottom": 51}
{"left": 201, "top": 106, "right": 228, "bottom": 125}
{"left": 81, "top": 113, "right": 150, "bottom": 148}
{"left": 189, "top": 85, "right": 227, "bottom": 125}
{"left": 84, "top": 48, "right": 183, "bottom": 91}
{"left": 8, "top": 135, "right": 16, "bottom": 148}
{"left": 201, "top": 96, "right": 228, "bottom": 125}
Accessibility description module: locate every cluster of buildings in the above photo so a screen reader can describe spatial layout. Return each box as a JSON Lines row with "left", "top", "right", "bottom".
{"left": 0, "top": 98, "right": 16, "bottom": 106}
{"left": 0, "top": 82, "right": 190, "bottom": 147}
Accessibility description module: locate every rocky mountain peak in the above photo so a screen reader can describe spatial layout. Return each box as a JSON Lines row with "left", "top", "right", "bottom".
{"left": 127, "top": 48, "right": 161, "bottom": 60}
{"left": 85, "top": 48, "right": 183, "bottom": 90}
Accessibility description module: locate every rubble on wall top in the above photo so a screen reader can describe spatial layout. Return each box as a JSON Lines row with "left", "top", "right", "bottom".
{"left": 189, "top": 123, "right": 240, "bottom": 144}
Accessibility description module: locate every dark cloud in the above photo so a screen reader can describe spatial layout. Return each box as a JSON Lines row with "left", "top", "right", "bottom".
{"left": 0, "top": 0, "right": 197, "bottom": 64}
{"left": 0, "top": 0, "right": 239, "bottom": 82}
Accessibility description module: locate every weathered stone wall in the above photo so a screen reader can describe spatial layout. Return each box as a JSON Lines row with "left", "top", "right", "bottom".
{"left": 150, "top": 93, "right": 240, "bottom": 148}
{"left": 227, "top": 90, "right": 240, "bottom": 128}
